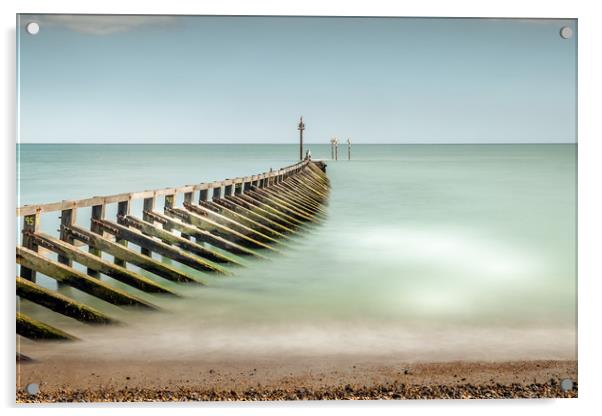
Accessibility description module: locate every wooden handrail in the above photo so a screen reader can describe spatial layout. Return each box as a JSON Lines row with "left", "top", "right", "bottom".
{"left": 16, "top": 158, "right": 310, "bottom": 217}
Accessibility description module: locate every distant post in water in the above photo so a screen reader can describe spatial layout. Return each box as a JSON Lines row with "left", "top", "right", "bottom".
{"left": 347, "top": 138, "right": 352, "bottom": 160}
{"left": 298, "top": 116, "right": 305, "bottom": 160}
{"left": 334, "top": 138, "right": 339, "bottom": 161}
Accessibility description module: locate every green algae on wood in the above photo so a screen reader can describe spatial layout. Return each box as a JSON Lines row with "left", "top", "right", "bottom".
{"left": 16, "top": 277, "right": 118, "bottom": 325}
{"left": 16, "top": 246, "right": 158, "bottom": 309}
{"left": 32, "top": 232, "right": 179, "bottom": 295}
{"left": 65, "top": 225, "right": 201, "bottom": 284}
{"left": 16, "top": 312, "right": 79, "bottom": 341}
{"left": 122, "top": 214, "right": 233, "bottom": 273}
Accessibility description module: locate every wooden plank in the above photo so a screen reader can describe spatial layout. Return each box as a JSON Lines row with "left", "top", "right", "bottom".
{"left": 202, "top": 200, "right": 291, "bottom": 240}
{"left": 181, "top": 192, "right": 194, "bottom": 240}
{"left": 177, "top": 205, "right": 280, "bottom": 252}
{"left": 149, "top": 209, "right": 260, "bottom": 259}
{"left": 114, "top": 200, "right": 130, "bottom": 266}
{"left": 213, "top": 198, "right": 296, "bottom": 234}
{"left": 232, "top": 194, "right": 305, "bottom": 227}
{"left": 165, "top": 208, "right": 270, "bottom": 257}
{"left": 246, "top": 188, "right": 317, "bottom": 223}
{"left": 259, "top": 185, "right": 324, "bottom": 218}
{"left": 274, "top": 180, "right": 326, "bottom": 207}
{"left": 16, "top": 159, "right": 313, "bottom": 217}
{"left": 66, "top": 225, "right": 199, "bottom": 284}
{"left": 186, "top": 202, "right": 283, "bottom": 246}
{"left": 88, "top": 204, "right": 106, "bottom": 279}
{"left": 97, "top": 219, "right": 221, "bottom": 276}
{"left": 143, "top": 211, "right": 245, "bottom": 264}
{"left": 141, "top": 196, "right": 156, "bottom": 256}
{"left": 20, "top": 212, "right": 40, "bottom": 282}
{"left": 212, "top": 186, "right": 222, "bottom": 201}
{"left": 121, "top": 215, "right": 233, "bottom": 272}
{"left": 32, "top": 232, "right": 179, "bottom": 295}
{"left": 16, "top": 246, "right": 158, "bottom": 309}
{"left": 17, "top": 312, "right": 78, "bottom": 341}
{"left": 199, "top": 189, "right": 209, "bottom": 203}
{"left": 163, "top": 194, "right": 175, "bottom": 233}
{"left": 16, "top": 277, "right": 118, "bottom": 325}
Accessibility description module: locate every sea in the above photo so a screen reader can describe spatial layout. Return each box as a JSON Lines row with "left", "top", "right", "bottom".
{"left": 16, "top": 143, "right": 577, "bottom": 362}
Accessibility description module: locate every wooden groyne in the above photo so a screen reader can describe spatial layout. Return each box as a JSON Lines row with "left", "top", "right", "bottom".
{"left": 16, "top": 158, "right": 329, "bottom": 342}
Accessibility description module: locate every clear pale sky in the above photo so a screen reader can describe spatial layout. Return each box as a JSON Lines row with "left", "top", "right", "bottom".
{"left": 17, "top": 15, "right": 577, "bottom": 144}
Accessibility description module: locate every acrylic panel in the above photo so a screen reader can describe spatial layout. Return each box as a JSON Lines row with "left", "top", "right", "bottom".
{"left": 16, "top": 14, "right": 577, "bottom": 402}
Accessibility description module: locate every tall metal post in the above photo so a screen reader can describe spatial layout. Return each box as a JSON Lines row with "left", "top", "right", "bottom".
{"left": 298, "top": 116, "right": 305, "bottom": 160}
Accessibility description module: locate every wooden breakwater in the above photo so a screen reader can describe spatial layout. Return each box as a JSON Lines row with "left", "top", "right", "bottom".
{"left": 16, "top": 158, "right": 329, "bottom": 342}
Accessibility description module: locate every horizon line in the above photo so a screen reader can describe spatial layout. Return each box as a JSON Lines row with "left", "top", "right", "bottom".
{"left": 17, "top": 141, "right": 576, "bottom": 145}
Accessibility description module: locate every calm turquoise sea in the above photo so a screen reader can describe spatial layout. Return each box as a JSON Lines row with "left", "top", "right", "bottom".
{"left": 17, "top": 144, "right": 577, "bottom": 361}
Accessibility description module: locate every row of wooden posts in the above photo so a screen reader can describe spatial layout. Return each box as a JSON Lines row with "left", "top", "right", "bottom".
{"left": 16, "top": 159, "right": 329, "bottom": 343}
{"left": 329, "top": 138, "right": 351, "bottom": 161}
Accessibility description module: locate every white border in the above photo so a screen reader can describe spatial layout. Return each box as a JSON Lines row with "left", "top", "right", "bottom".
{"left": 2, "top": 1, "right": 600, "bottom": 415}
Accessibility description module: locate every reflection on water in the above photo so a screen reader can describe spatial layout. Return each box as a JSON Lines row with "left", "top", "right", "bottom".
{"left": 17, "top": 144, "right": 577, "bottom": 361}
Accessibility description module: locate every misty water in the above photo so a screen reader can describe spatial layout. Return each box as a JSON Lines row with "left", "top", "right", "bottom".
{"left": 17, "top": 144, "right": 577, "bottom": 362}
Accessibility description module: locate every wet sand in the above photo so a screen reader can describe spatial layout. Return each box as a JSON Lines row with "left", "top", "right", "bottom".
{"left": 16, "top": 356, "right": 577, "bottom": 402}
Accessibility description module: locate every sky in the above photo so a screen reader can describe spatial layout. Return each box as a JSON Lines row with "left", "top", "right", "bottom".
{"left": 17, "top": 15, "right": 577, "bottom": 144}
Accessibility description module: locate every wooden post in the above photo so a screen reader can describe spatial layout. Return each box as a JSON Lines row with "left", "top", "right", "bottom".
{"left": 199, "top": 188, "right": 209, "bottom": 203}
{"left": 181, "top": 191, "right": 194, "bottom": 240}
{"left": 114, "top": 200, "right": 130, "bottom": 267}
{"left": 347, "top": 138, "right": 352, "bottom": 160}
{"left": 20, "top": 212, "right": 40, "bottom": 282}
{"left": 212, "top": 186, "right": 222, "bottom": 201}
{"left": 335, "top": 138, "right": 339, "bottom": 161}
{"left": 57, "top": 208, "right": 77, "bottom": 287}
{"left": 224, "top": 183, "right": 233, "bottom": 197}
{"left": 163, "top": 194, "right": 175, "bottom": 232}
{"left": 141, "top": 196, "right": 156, "bottom": 256}
{"left": 89, "top": 204, "right": 105, "bottom": 277}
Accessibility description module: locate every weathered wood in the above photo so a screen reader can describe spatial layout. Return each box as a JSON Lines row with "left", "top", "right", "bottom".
{"left": 186, "top": 202, "right": 283, "bottom": 246}
{"left": 58, "top": 208, "right": 77, "bottom": 266}
{"left": 20, "top": 212, "right": 40, "bottom": 282}
{"left": 98, "top": 218, "right": 217, "bottom": 278}
{"left": 234, "top": 194, "right": 305, "bottom": 227}
{"left": 202, "top": 200, "right": 291, "bottom": 240}
{"left": 32, "top": 232, "right": 179, "bottom": 295}
{"left": 276, "top": 177, "right": 327, "bottom": 205}
{"left": 16, "top": 159, "right": 312, "bottom": 217}
{"left": 212, "top": 186, "right": 222, "bottom": 201}
{"left": 214, "top": 198, "right": 296, "bottom": 234}
{"left": 259, "top": 185, "right": 324, "bottom": 218}
{"left": 16, "top": 277, "right": 118, "bottom": 325}
{"left": 246, "top": 188, "right": 317, "bottom": 223}
{"left": 224, "top": 184, "right": 233, "bottom": 197}
{"left": 114, "top": 200, "right": 130, "bottom": 266}
{"left": 199, "top": 189, "right": 209, "bottom": 203}
{"left": 227, "top": 195, "right": 300, "bottom": 230}
{"left": 271, "top": 183, "right": 327, "bottom": 214}
{"left": 16, "top": 246, "right": 158, "bottom": 309}
{"left": 66, "top": 225, "right": 198, "bottom": 283}
{"left": 141, "top": 197, "right": 156, "bottom": 255}
{"left": 163, "top": 194, "right": 175, "bottom": 233}
{"left": 281, "top": 176, "right": 327, "bottom": 203}
{"left": 122, "top": 215, "right": 234, "bottom": 272}
{"left": 178, "top": 204, "right": 280, "bottom": 252}
{"left": 17, "top": 312, "right": 78, "bottom": 341}
{"left": 88, "top": 204, "right": 106, "bottom": 278}
{"left": 286, "top": 174, "right": 329, "bottom": 201}
{"left": 181, "top": 192, "right": 194, "bottom": 240}
{"left": 166, "top": 207, "right": 272, "bottom": 256}
{"left": 149, "top": 209, "right": 260, "bottom": 258}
